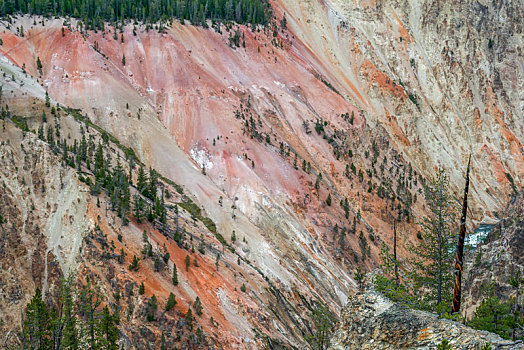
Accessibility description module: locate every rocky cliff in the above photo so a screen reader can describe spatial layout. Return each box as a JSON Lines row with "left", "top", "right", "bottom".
{"left": 329, "top": 287, "right": 523, "bottom": 349}
{"left": 463, "top": 191, "right": 524, "bottom": 317}
{"left": 0, "top": 0, "right": 522, "bottom": 347}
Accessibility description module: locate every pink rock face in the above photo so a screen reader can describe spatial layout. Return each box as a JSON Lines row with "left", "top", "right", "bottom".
{"left": 0, "top": 0, "right": 521, "bottom": 345}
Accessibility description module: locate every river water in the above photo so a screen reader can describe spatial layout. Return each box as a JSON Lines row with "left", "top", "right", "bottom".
{"left": 465, "top": 224, "right": 494, "bottom": 248}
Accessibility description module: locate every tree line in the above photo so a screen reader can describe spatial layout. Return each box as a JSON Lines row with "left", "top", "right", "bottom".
{"left": 0, "top": 0, "right": 271, "bottom": 27}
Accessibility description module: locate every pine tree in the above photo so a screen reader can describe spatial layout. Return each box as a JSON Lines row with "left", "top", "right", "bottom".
{"left": 409, "top": 169, "right": 456, "bottom": 313}
{"left": 185, "top": 308, "right": 193, "bottom": 331}
{"left": 354, "top": 266, "right": 365, "bottom": 291}
{"left": 160, "top": 333, "right": 166, "bottom": 350}
{"left": 305, "top": 302, "right": 336, "bottom": 350}
{"left": 193, "top": 296, "right": 203, "bottom": 316}
{"left": 38, "top": 124, "right": 45, "bottom": 140}
{"left": 198, "top": 234, "right": 205, "bottom": 254}
{"left": 57, "top": 275, "right": 80, "bottom": 350}
{"left": 139, "top": 282, "right": 145, "bottom": 295}
{"left": 165, "top": 293, "right": 176, "bottom": 311}
{"left": 469, "top": 283, "right": 515, "bottom": 339}
{"left": 129, "top": 255, "right": 139, "bottom": 271}
{"left": 118, "top": 248, "right": 125, "bottom": 264}
{"left": 375, "top": 242, "right": 413, "bottom": 305}
{"left": 78, "top": 279, "right": 102, "bottom": 350}
{"left": 20, "top": 277, "right": 121, "bottom": 349}
{"left": 146, "top": 295, "right": 157, "bottom": 321}
{"left": 0, "top": 0, "right": 270, "bottom": 26}
{"left": 98, "top": 306, "right": 119, "bottom": 350}
{"left": 21, "top": 287, "right": 53, "bottom": 350}
{"left": 185, "top": 255, "right": 190, "bottom": 271}
{"left": 136, "top": 165, "right": 147, "bottom": 194}
{"left": 147, "top": 167, "right": 158, "bottom": 200}
{"left": 133, "top": 194, "right": 144, "bottom": 223}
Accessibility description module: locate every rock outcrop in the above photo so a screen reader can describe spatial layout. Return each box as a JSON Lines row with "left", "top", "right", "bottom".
{"left": 329, "top": 288, "right": 523, "bottom": 349}
{"left": 463, "top": 191, "right": 524, "bottom": 316}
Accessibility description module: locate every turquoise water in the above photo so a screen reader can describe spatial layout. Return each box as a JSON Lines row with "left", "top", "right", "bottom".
{"left": 465, "top": 224, "right": 494, "bottom": 248}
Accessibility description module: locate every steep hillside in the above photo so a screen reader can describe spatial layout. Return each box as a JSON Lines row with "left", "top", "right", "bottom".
{"left": 0, "top": 68, "right": 312, "bottom": 347}
{"left": 463, "top": 191, "right": 524, "bottom": 318}
{"left": 0, "top": 0, "right": 522, "bottom": 347}
{"left": 278, "top": 0, "right": 523, "bottom": 220}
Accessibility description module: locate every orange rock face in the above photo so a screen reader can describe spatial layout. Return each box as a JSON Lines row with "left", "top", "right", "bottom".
{"left": 0, "top": 0, "right": 522, "bottom": 346}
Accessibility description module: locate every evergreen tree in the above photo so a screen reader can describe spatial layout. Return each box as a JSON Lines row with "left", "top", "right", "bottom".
{"left": 0, "top": 0, "right": 271, "bottom": 26}
{"left": 78, "top": 279, "right": 102, "bottom": 350}
{"left": 160, "top": 333, "right": 166, "bottom": 350}
{"left": 136, "top": 165, "right": 147, "bottom": 195}
{"left": 470, "top": 284, "right": 516, "bottom": 339}
{"left": 198, "top": 234, "right": 205, "bottom": 254}
{"left": 147, "top": 167, "right": 158, "bottom": 200}
{"left": 305, "top": 302, "right": 336, "bottom": 350}
{"left": 193, "top": 296, "right": 202, "bottom": 316}
{"left": 21, "top": 287, "right": 53, "bottom": 350}
{"left": 185, "top": 255, "right": 190, "bottom": 271}
{"left": 408, "top": 169, "right": 456, "bottom": 313}
{"left": 185, "top": 308, "right": 193, "bottom": 331}
{"left": 19, "top": 278, "right": 120, "bottom": 349}
{"left": 56, "top": 275, "right": 80, "bottom": 350}
{"left": 36, "top": 56, "right": 43, "bottom": 72}
{"left": 146, "top": 295, "right": 157, "bottom": 321}
{"left": 354, "top": 266, "right": 365, "bottom": 291}
{"left": 375, "top": 242, "right": 413, "bottom": 306}
{"left": 165, "top": 293, "right": 176, "bottom": 311}
{"left": 98, "top": 306, "right": 119, "bottom": 350}
{"left": 129, "top": 255, "right": 139, "bottom": 271}
{"left": 133, "top": 194, "right": 144, "bottom": 223}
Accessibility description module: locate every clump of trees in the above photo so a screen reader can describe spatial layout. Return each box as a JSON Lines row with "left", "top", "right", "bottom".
{"left": 19, "top": 275, "right": 119, "bottom": 349}
{"left": 375, "top": 169, "right": 457, "bottom": 314}
{"left": 375, "top": 166, "right": 524, "bottom": 340}
{"left": 305, "top": 302, "right": 336, "bottom": 350}
{"left": 468, "top": 283, "right": 517, "bottom": 339}
{"left": 0, "top": 0, "right": 271, "bottom": 28}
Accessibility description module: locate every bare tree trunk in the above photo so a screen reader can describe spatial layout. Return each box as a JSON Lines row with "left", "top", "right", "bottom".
{"left": 452, "top": 156, "right": 471, "bottom": 313}
{"left": 437, "top": 179, "right": 444, "bottom": 306}
{"left": 394, "top": 220, "right": 399, "bottom": 286}
{"left": 0, "top": 223, "right": 4, "bottom": 254}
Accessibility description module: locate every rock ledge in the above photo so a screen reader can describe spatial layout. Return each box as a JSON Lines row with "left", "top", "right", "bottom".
{"left": 329, "top": 289, "right": 523, "bottom": 349}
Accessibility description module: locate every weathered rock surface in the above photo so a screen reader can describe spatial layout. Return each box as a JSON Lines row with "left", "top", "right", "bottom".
{"left": 329, "top": 288, "right": 523, "bottom": 349}
{"left": 0, "top": 0, "right": 522, "bottom": 347}
{"left": 463, "top": 191, "right": 524, "bottom": 316}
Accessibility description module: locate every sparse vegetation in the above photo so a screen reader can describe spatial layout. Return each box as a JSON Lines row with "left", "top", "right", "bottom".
{"left": 305, "top": 302, "right": 337, "bottom": 350}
